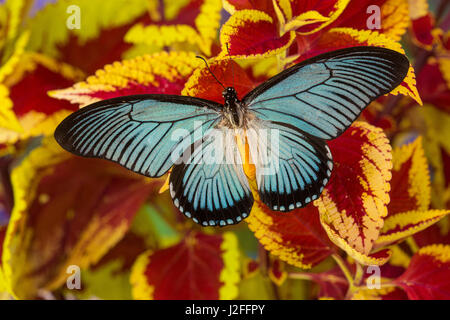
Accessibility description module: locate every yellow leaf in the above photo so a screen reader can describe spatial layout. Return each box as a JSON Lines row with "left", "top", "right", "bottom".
{"left": 26, "top": 0, "right": 150, "bottom": 58}
{"left": 0, "top": 31, "right": 29, "bottom": 83}
{"left": 282, "top": 0, "right": 351, "bottom": 35}
{"left": 50, "top": 51, "right": 202, "bottom": 107}
{"left": 0, "top": 84, "right": 22, "bottom": 132}
{"left": 380, "top": 0, "right": 410, "bottom": 41}
{"left": 391, "top": 137, "right": 431, "bottom": 212}
{"left": 408, "top": 0, "right": 429, "bottom": 19}
{"left": 375, "top": 210, "right": 450, "bottom": 249}
{"left": 125, "top": 0, "right": 222, "bottom": 56}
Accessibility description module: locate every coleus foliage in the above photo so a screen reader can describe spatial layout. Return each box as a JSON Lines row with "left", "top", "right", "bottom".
{"left": 0, "top": 0, "right": 448, "bottom": 300}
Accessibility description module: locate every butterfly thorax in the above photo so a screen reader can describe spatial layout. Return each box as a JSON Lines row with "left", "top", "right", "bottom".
{"left": 222, "top": 87, "right": 247, "bottom": 128}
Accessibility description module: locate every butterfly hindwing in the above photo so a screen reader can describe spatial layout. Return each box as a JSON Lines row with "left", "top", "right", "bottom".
{"left": 247, "top": 121, "right": 333, "bottom": 211}
{"left": 54, "top": 95, "right": 221, "bottom": 178}
{"left": 244, "top": 46, "right": 409, "bottom": 140}
{"left": 169, "top": 129, "right": 254, "bottom": 226}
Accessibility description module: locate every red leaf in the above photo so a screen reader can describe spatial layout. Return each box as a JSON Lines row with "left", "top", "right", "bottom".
{"left": 9, "top": 55, "right": 81, "bottom": 117}
{"left": 247, "top": 201, "right": 336, "bottom": 269}
{"left": 316, "top": 122, "right": 392, "bottom": 263}
{"left": 183, "top": 59, "right": 255, "bottom": 103}
{"left": 308, "top": 267, "right": 348, "bottom": 299}
{"left": 131, "top": 232, "right": 240, "bottom": 300}
{"left": 220, "top": 9, "right": 295, "bottom": 59}
{"left": 395, "top": 244, "right": 450, "bottom": 299}
{"left": 411, "top": 14, "right": 435, "bottom": 48}
{"left": 388, "top": 137, "right": 430, "bottom": 215}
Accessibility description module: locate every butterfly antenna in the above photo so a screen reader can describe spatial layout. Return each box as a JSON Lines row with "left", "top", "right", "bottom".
{"left": 226, "top": 43, "right": 235, "bottom": 89}
{"left": 196, "top": 56, "right": 226, "bottom": 90}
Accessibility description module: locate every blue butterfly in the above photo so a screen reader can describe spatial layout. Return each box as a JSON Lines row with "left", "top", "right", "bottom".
{"left": 54, "top": 46, "right": 409, "bottom": 227}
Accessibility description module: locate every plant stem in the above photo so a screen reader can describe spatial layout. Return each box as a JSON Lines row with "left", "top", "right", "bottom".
{"left": 287, "top": 272, "right": 314, "bottom": 281}
{"left": 332, "top": 254, "right": 355, "bottom": 292}
{"left": 354, "top": 262, "right": 364, "bottom": 287}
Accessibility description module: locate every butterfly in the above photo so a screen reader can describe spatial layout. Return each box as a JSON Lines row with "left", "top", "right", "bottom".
{"left": 55, "top": 46, "right": 409, "bottom": 227}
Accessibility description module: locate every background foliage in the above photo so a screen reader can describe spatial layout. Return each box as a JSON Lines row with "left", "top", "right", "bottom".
{"left": 0, "top": 0, "right": 449, "bottom": 300}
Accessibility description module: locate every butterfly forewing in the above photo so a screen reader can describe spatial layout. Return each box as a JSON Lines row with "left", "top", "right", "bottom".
{"left": 54, "top": 95, "right": 221, "bottom": 178}
{"left": 244, "top": 46, "right": 409, "bottom": 140}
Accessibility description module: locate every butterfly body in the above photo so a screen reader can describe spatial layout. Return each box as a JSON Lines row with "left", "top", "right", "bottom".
{"left": 55, "top": 46, "right": 409, "bottom": 227}
{"left": 221, "top": 87, "right": 248, "bottom": 128}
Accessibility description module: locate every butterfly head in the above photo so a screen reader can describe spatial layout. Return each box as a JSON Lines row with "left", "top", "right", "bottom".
{"left": 222, "top": 87, "right": 238, "bottom": 103}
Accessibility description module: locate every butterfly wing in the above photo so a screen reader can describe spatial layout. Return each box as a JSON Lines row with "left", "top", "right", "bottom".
{"left": 169, "top": 129, "right": 254, "bottom": 226}
{"left": 247, "top": 121, "right": 332, "bottom": 211}
{"left": 244, "top": 46, "right": 409, "bottom": 140}
{"left": 55, "top": 95, "right": 221, "bottom": 178}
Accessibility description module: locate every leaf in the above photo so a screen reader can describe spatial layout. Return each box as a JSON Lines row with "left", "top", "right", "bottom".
{"left": 238, "top": 267, "right": 277, "bottom": 299}
{"left": 182, "top": 59, "right": 255, "bottom": 103}
{"left": 268, "top": 257, "right": 287, "bottom": 286}
{"left": 394, "top": 244, "right": 450, "bottom": 299}
{"left": 1, "top": 138, "right": 157, "bottom": 298}
{"left": 416, "top": 62, "right": 450, "bottom": 112}
{"left": 295, "top": 28, "right": 422, "bottom": 104}
{"left": 223, "top": 0, "right": 276, "bottom": 16}
{"left": 0, "top": 225, "right": 6, "bottom": 291}
{"left": 274, "top": 0, "right": 350, "bottom": 35}
{"left": 308, "top": 267, "right": 348, "bottom": 300}
{"left": 125, "top": 0, "right": 223, "bottom": 56}
{"left": 219, "top": 9, "right": 296, "bottom": 59}
{"left": 375, "top": 210, "right": 450, "bottom": 249}
{"left": 247, "top": 200, "right": 336, "bottom": 269}
{"left": 130, "top": 232, "right": 240, "bottom": 300}
{"left": 408, "top": 0, "right": 434, "bottom": 49}
{"left": 71, "top": 231, "right": 149, "bottom": 300}
{"left": 374, "top": 137, "right": 449, "bottom": 247}
{"left": 411, "top": 14, "right": 435, "bottom": 49}
{"left": 315, "top": 122, "right": 393, "bottom": 265}
{"left": 0, "top": 31, "right": 29, "bottom": 83}
{"left": 388, "top": 137, "right": 430, "bottom": 214}
{"left": 0, "top": 84, "right": 21, "bottom": 132}
{"left": 26, "top": 0, "right": 150, "bottom": 59}
{"left": 332, "top": 0, "right": 410, "bottom": 41}
{"left": 413, "top": 222, "right": 450, "bottom": 248}
{"left": 422, "top": 106, "right": 450, "bottom": 208}
{"left": 351, "top": 286, "right": 408, "bottom": 300}
{"left": 0, "top": 53, "right": 84, "bottom": 146}
{"left": 50, "top": 51, "right": 202, "bottom": 107}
